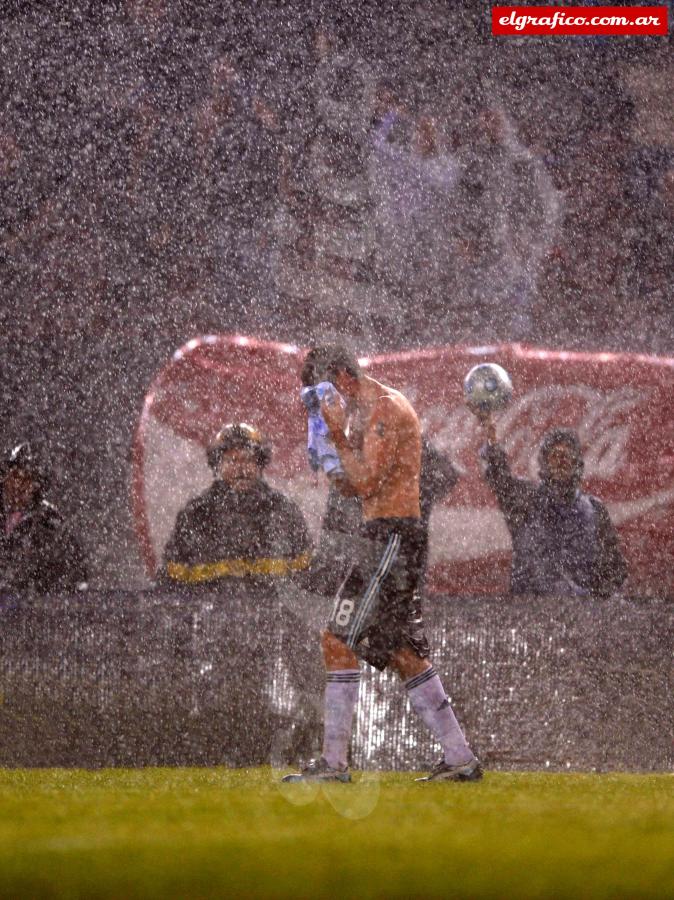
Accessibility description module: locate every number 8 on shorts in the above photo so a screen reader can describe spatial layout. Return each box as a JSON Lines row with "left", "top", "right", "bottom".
{"left": 333, "top": 596, "right": 355, "bottom": 628}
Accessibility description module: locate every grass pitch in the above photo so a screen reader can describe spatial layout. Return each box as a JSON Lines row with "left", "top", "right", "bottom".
{"left": 1, "top": 768, "right": 673, "bottom": 898}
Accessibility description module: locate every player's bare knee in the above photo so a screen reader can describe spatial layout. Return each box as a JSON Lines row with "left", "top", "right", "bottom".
{"left": 391, "top": 645, "right": 431, "bottom": 680}
{"left": 321, "top": 629, "right": 358, "bottom": 670}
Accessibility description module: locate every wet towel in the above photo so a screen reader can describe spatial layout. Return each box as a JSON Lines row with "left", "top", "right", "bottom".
{"left": 300, "top": 382, "right": 345, "bottom": 477}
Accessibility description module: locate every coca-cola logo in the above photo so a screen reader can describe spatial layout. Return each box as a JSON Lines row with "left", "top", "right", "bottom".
{"left": 413, "top": 384, "right": 649, "bottom": 482}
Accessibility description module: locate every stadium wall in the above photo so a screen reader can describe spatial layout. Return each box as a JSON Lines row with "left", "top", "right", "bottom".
{"left": 1, "top": 590, "right": 672, "bottom": 772}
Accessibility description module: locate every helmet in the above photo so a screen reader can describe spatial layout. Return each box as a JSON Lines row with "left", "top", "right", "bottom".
{"left": 206, "top": 423, "right": 271, "bottom": 472}
{"left": 3, "top": 442, "right": 49, "bottom": 494}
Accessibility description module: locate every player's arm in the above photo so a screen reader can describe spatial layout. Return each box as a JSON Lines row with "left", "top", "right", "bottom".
{"left": 325, "top": 398, "right": 398, "bottom": 499}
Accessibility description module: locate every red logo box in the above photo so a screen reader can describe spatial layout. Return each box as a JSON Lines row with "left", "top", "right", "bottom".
{"left": 492, "top": 5, "right": 668, "bottom": 36}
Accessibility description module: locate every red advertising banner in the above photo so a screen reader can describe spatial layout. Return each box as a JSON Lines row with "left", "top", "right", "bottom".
{"left": 132, "top": 335, "right": 674, "bottom": 596}
{"left": 492, "top": 6, "right": 669, "bottom": 36}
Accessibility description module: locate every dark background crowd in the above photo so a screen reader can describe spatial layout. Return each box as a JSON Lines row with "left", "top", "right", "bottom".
{"left": 0, "top": 0, "right": 671, "bottom": 586}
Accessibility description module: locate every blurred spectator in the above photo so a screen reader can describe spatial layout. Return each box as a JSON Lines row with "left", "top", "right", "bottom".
{"left": 0, "top": 443, "right": 88, "bottom": 594}
{"left": 627, "top": 163, "right": 674, "bottom": 349}
{"left": 161, "top": 423, "right": 311, "bottom": 589}
{"left": 369, "top": 106, "right": 460, "bottom": 345}
{"left": 480, "top": 423, "right": 626, "bottom": 598}
{"left": 453, "top": 104, "right": 562, "bottom": 341}
{"left": 198, "top": 55, "right": 283, "bottom": 326}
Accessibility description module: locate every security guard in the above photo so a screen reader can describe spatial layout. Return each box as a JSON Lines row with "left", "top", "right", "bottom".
{"left": 162, "top": 423, "right": 312, "bottom": 587}
{"left": 160, "top": 423, "right": 315, "bottom": 766}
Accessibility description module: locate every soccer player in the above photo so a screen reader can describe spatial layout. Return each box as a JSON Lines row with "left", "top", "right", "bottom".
{"left": 285, "top": 346, "right": 482, "bottom": 783}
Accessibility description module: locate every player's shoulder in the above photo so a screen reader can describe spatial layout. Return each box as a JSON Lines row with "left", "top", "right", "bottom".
{"left": 374, "top": 387, "right": 417, "bottom": 420}
{"left": 368, "top": 396, "right": 402, "bottom": 441}
{"left": 380, "top": 392, "right": 421, "bottom": 440}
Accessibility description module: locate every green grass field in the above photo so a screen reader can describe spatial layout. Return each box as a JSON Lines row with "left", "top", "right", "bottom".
{"left": 1, "top": 768, "right": 673, "bottom": 899}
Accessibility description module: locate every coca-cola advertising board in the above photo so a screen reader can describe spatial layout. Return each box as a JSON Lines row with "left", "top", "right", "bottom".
{"left": 132, "top": 335, "right": 674, "bottom": 596}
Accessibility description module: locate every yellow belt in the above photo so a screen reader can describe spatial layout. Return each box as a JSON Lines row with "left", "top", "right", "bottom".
{"left": 166, "top": 552, "right": 311, "bottom": 584}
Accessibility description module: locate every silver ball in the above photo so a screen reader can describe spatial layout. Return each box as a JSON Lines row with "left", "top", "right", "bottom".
{"left": 464, "top": 363, "right": 513, "bottom": 415}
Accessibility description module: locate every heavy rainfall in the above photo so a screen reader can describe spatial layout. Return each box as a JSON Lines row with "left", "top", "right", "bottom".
{"left": 0, "top": 0, "right": 672, "bottom": 788}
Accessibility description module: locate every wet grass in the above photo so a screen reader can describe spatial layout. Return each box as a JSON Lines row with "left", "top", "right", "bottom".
{"left": 1, "top": 768, "right": 673, "bottom": 898}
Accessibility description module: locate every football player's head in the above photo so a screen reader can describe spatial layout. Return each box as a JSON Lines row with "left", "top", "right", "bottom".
{"left": 302, "top": 345, "right": 362, "bottom": 397}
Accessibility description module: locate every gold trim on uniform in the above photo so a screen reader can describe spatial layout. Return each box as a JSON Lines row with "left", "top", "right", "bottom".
{"left": 166, "top": 552, "right": 311, "bottom": 584}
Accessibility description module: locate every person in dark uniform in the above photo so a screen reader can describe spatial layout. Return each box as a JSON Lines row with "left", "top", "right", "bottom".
{"left": 161, "top": 423, "right": 311, "bottom": 588}
{"left": 480, "top": 421, "right": 627, "bottom": 598}
{"left": 0, "top": 443, "right": 87, "bottom": 594}
{"left": 418, "top": 437, "right": 459, "bottom": 585}
{"left": 160, "top": 423, "right": 313, "bottom": 765}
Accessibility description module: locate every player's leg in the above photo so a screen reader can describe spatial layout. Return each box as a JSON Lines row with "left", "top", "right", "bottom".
{"left": 390, "top": 645, "right": 482, "bottom": 780}
{"left": 319, "top": 630, "right": 361, "bottom": 771}
{"left": 281, "top": 634, "right": 359, "bottom": 783}
{"left": 282, "top": 530, "right": 395, "bottom": 783}
{"left": 316, "top": 527, "right": 405, "bottom": 768}
{"left": 382, "top": 532, "right": 483, "bottom": 784}
{"left": 318, "top": 525, "right": 405, "bottom": 758}
{"left": 282, "top": 571, "right": 365, "bottom": 783}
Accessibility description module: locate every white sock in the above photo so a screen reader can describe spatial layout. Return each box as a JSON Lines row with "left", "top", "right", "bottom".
{"left": 322, "top": 669, "right": 360, "bottom": 769}
{"left": 405, "top": 667, "right": 472, "bottom": 766}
